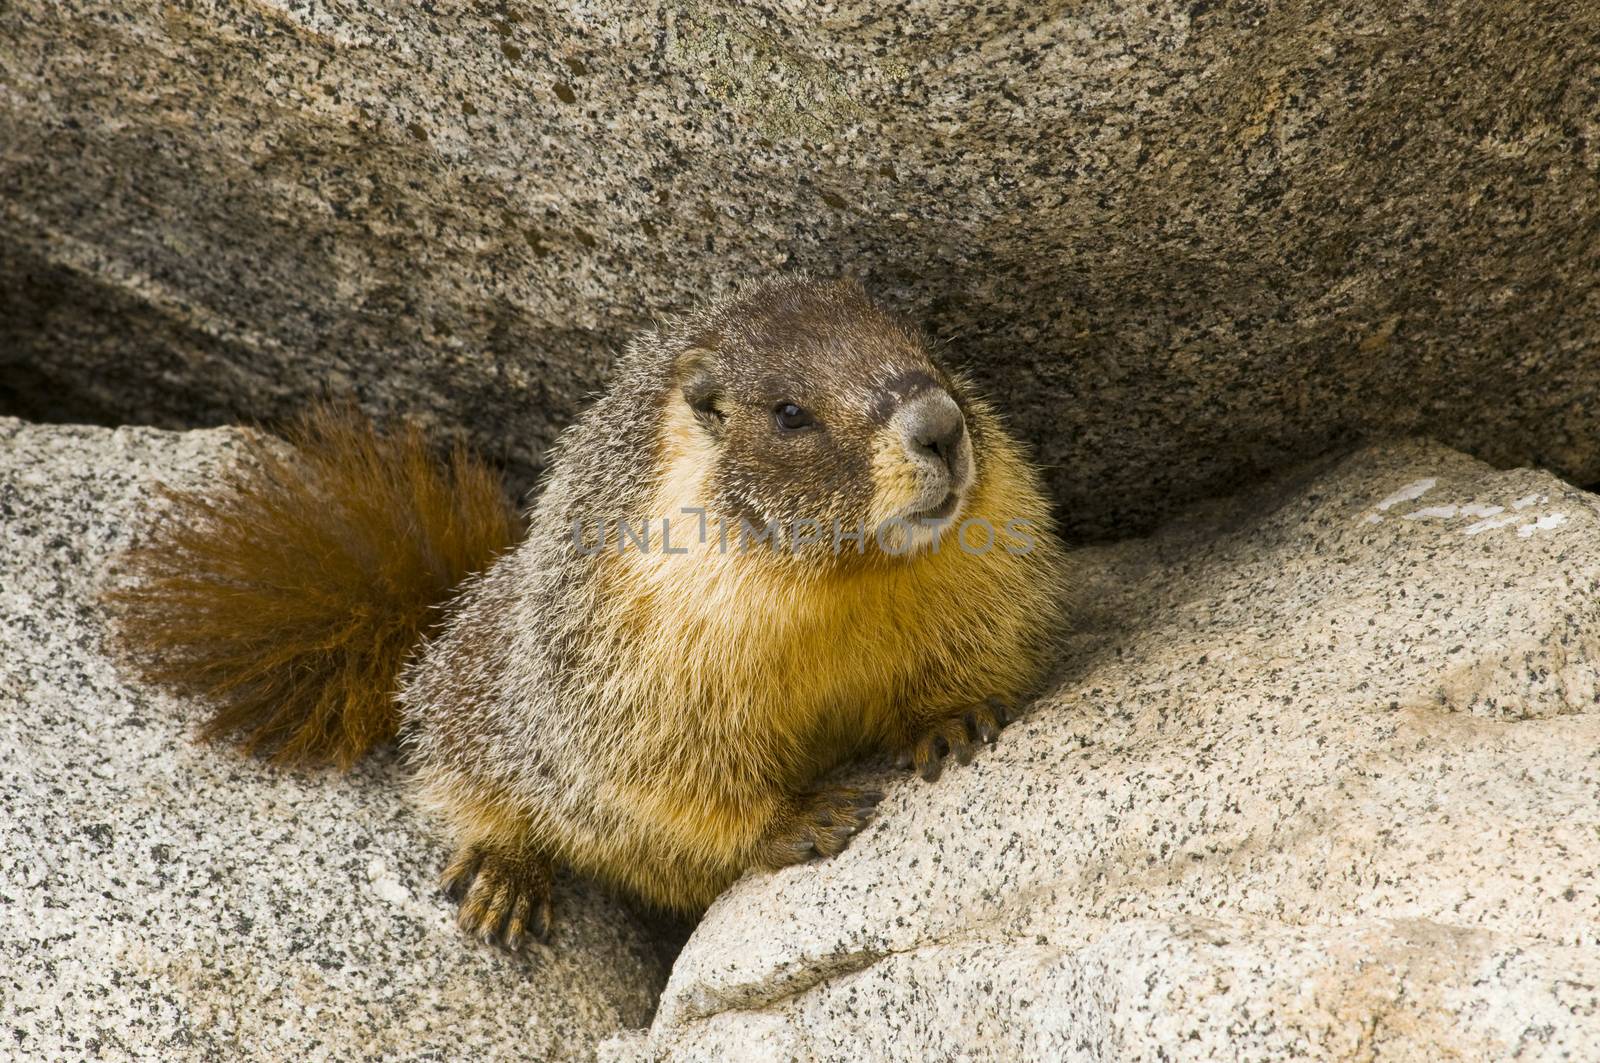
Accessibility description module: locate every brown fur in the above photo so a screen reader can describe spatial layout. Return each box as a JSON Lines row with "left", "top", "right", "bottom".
{"left": 107, "top": 278, "right": 1066, "bottom": 947}
{"left": 107, "top": 404, "right": 519, "bottom": 769}
{"left": 399, "top": 279, "right": 1068, "bottom": 926}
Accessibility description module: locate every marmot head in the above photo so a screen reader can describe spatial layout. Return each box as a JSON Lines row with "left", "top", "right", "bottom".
{"left": 662, "top": 277, "right": 992, "bottom": 564}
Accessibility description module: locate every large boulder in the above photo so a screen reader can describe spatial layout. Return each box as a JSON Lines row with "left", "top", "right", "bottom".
{"left": 608, "top": 440, "right": 1600, "bottom": 1060}
{"left": 0, "top": 417, "right": 667, "bottom": 1061}
{"left": 4, "top": 2, "right": 1598, "bottom": 537}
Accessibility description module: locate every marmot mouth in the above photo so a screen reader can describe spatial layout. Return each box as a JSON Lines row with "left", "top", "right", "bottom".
{"left": 908, "top": 491, "right": 960, "bottom": 523}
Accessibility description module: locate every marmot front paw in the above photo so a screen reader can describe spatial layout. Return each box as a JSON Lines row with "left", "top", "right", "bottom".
{"left": 442, "top": 842, "right": 555, "bottom": 951}
{"left": 894, "top": 698, "right": 1012, "bottom": 782}
{"left": 754, "top": 786, "right": 884, "bottom": 868}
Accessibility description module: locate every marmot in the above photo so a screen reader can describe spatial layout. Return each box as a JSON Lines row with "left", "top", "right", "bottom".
{"left": 114, "top": 277, "right": 1067, "bottom": 949}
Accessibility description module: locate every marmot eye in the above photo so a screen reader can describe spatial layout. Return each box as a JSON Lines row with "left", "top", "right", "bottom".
{"left": 774, "top": 402, "right": 814, "bottom": 432}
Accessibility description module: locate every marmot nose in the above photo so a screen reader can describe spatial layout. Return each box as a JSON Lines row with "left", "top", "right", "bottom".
{"left": 902, "top": 392, "right": 966, "bottom": 473}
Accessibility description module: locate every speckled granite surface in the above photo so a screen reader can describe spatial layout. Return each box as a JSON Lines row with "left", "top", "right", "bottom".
{"left": 0, "top": 418, "right": 666, "bottom": 1061}
{"left": 609, "top": 440, "right": 1600, "bottom": 1061}
{"left": 4, "top": 2, "right": 1599, "bottom": 537}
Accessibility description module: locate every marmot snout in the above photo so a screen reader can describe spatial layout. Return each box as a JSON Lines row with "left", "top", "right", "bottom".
{"left": 884, "top": 387, "right": 975, "bottom": 529}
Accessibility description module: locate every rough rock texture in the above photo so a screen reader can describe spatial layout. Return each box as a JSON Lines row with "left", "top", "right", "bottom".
{"left": 609, "top": 440, "right": 1600, "bottom": 1061}
{"left": 0, "top": 417, "right": 666, "bottom": 1061}
{"left": 4, "top": 2, "right": 1600, "bottom": 535}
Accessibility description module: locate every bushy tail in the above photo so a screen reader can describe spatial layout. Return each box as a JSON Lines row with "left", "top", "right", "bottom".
{"left": 109, "top": 404, "right": 521, "bottom": 769}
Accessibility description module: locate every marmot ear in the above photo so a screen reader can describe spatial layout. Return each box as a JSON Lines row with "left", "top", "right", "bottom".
{"left": 676, "top": 348, "right": 725, "bottom": 434}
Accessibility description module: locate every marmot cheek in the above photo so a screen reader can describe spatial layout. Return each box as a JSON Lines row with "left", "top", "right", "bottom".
{"left": 948, "top": 433, "right": 977, "bottom": 496}
{"left": 866, "top": 431, "right": 928, "bottom": 529}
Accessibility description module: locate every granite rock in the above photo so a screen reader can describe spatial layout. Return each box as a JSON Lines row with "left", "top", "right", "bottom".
{"left": 0, "top": 417, "right": 667, "bottom": 1061}
{"left": 4, "top": 2, "right": 1600, "bottom": 536}
{"left": 609, "top": 440, "right": 1600, "bottom": 1061}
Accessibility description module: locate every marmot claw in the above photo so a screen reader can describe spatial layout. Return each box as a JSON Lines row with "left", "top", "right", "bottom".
{"left": 442, "top": 842, "right": 554, "bottom": 951}
{"left": 896, "top": 698, "right": 1011, "bottom": 782}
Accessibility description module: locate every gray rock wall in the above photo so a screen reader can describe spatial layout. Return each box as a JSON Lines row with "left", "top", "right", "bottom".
{"left": 5, "top": 1, "right": 1599, "bottom": 537}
